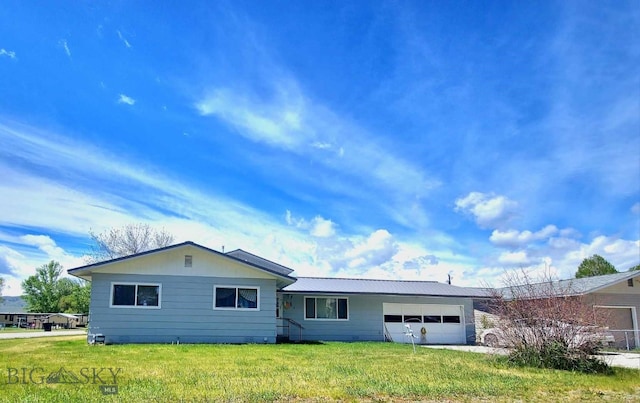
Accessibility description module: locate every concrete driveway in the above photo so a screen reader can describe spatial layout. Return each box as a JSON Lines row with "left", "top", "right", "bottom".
{"left": 0, "top": 330, "right": 86, "bottom": 340}
{"left": 423, "top": 345, "right": 640, "bottom": 370}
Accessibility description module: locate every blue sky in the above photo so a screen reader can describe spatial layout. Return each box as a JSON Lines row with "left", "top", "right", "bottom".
{"left": 0, "top": 1, "right": 638, "bottom": 296}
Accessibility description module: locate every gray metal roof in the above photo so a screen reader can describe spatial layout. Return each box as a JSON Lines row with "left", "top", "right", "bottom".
{"left": 566, "top": 270, "right": 640, "bottom": 294}
{"left": 498, "top": 270, "right": 640, "bottom": 299}
{"left": 225, "top": 249, "right": 294, "bottom": 276}
{"left": 283, "top": 277, "right": 488, "bottom": 298}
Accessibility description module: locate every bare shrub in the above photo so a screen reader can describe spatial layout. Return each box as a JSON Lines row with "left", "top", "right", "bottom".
{"left": 484, "top": 269, "right": 612, "bottom": 373}
{"left": 87, "top": 223, "right": 175, "bottom": 263}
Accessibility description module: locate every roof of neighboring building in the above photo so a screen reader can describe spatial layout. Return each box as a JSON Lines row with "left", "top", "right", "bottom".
{"left": 45, "top": 313, "right": 81, "bottom": 319}
{"left": 498, "top": 270, "right": 640, "bottom": 299}
{"left": 225, "top": 249, "right": 294, "bottom": 276}
{"left": 283, "top": 277, "right": 488, "bottom": 298}
{"left": 68, "top": 241, "right": 297, "bottom": 285}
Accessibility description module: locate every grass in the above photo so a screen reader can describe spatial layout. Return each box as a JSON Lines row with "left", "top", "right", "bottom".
{"left": 0, "top": 327, "right": 43, "bottom": 333}
{"left": 0, "top": 336, "right": 638, "bottom": 402}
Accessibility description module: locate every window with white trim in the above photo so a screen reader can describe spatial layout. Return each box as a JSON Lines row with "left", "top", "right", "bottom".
{"left": 214, "top": 286, "right": 259, "bottom": 310}
{"left": 110, "top": 283, "right": 161, "bottom": 308}
{"left": 305, "top": 297, "right": 348, "bottom": 320}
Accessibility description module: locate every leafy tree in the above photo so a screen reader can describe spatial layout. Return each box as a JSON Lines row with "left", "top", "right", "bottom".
{"left": 59, "top": 281, "right": 91, "bottom": 314}
{"left": 88, "top": 223, "right": 174, "bottom": 263}
{"left": 628, "top": 264, "right": 640, "bottom": 272}
{"left": 0, "top": 276, "right": 4, "bottom": 303}
{"left": 22, "top": 261, "right": 66, "bottom": 312}
{"left": 22, "top": 261, "right": 91, "bottom": 314}
{"left": 575, "top": 255, "right": 617, "bottom": 278}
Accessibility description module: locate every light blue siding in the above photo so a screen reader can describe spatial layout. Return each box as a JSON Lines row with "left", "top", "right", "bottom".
{"left": 281, "top": 293, "right": 476, "bottom": 344}
{"left": 90, "top": 273, "right": 277, "bottom": 344}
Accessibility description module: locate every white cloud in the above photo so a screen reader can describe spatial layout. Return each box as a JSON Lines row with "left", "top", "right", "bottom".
{"left": 488, "top": 234, "right": 640, "bottom": 280}
{"left": 21, "top": 235, "right": 66, "bottom": 257}
{"left": 285, "top": 211, "right": 335, "bottom": 237}
{"left": 455, "top": 192, "right": 518, "bottom": 229}
{"left": 281, "top": 217, "right": 449, "bottom": 280}
{"left": 343, "top": 229, "right": 397, "bottom": 268}
{"left": 0, "top": 235, "right": 92, "bottom": 296}
{"left": 310, "top": 217, "right": 336, "bottom": 238}
{"left": 0, "top": 49, "right": 16, "bottom": 59}
{"left": 490, "top": 225, "right": 559, "bottom": 248}
{"left": 497, "top": 250, "right": 532, "bottom": 266}
{"left": 1, "top": 118, "right": 636, "bottom": 295}
{"left": 116, "top": 30, "right": 132, "bottom": 48}
{"left": 195, "top": 75, "right": 439, "bottom": 230}
{"left": 632, "top": 202, "right": 640, "bottom": 215}
{"left": 311, "top": 141, "right": 332, "bottom": 150}
{"left": 195, "top": 82, "right": 302, "bottom": 148}
{"left": 59, "top": 39, "right": 71, "bottom": 57}
{"left": 118, "top": 94, "right": 135, "bottom": 105}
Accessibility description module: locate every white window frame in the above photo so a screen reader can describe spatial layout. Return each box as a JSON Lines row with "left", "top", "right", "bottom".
{"left": 109, "top": 282, "right": 162, "bottom": 309}
{"left": 213, "top": 285, "right": 261, "bottom": 311}
{"left": 304, "top": 296, "right": 349, "bottom": 321}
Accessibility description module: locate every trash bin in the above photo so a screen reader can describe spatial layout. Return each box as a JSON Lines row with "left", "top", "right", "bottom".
{"left": 43, "top": 323, "right": 52, "bottom": 332}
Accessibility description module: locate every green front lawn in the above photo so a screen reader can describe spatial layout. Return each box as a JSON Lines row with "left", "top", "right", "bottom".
{"left": 1, "top": 336, "right": 638, "bottom": 402}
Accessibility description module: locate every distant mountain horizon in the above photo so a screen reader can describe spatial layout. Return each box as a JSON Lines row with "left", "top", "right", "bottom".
{"left": 0, "top": 296, "right": 27, "bottom": 313}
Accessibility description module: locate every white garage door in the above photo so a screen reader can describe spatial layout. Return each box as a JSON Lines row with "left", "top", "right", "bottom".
{"left": 383, "top": 303, "right": 465, "bottom": 344}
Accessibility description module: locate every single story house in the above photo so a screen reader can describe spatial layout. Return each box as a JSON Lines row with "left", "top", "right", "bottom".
{"left": 1, "top": 313, "right": 48, "bottom": 328}
{"left": 0, "top": 313, "right": 25, "bottom": 327}
{"left": 0, "top": 312, "right": 88, "bottom": 329}
{"left": 560, "top": 271, "right": 639, "bottom": 349}
{"left": 40, "top": 313, "right": 83, "bottom": 329}
{"left": 68, "top": 241, "right": 486, "bottom": 345}
{"left": 475, "top": 270, "right": 640, "bottom": 349}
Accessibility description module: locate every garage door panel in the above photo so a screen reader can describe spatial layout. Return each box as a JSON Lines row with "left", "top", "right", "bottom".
{"left": 383, "top": 303, "right": 465, "bottom": 344}
{"left": 595, "top": 307, "right": 636, "bottom": 349}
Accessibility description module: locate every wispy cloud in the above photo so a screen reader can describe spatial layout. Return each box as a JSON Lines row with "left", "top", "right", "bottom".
{"left": 196, "top": 77, "right": 439, "bottom": 230}
{"left": 116, "top": 30, "right": 132, "bottom": 48}
{"left": 537, "top": 4, "right": 640, "bottom": 197}
{"left": 0, "top": 118, "right": 478, "bottom": 292}
{"left": 0, "top": 117, "right": 636, "bottom": 295}
{"left": 490, "top": 225, "right": 559, "bottom": 248}
{"left": 0, "top": 49, "right": 16, "bottom": 59}
{"left": 59, "top": 39, "right": 71, "bottom": 58}
{"left": 117, "top": 94, "right": 135, "bottom": 105}
{"left": 196, "top": 85, "right": 304, "bottom": 149}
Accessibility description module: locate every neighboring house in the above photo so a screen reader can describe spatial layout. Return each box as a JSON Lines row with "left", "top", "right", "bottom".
{"left": 41, "top": 313, "right": 82, "bottom": 329}
{"left": 0, "top": 313, "right": 23, "bottom": 327}
{"left": 573, "top": 271, "right": 640, "bottom": 349}
{"left": 68, "top": 241, "right": 484, "bottom": 345}
{"left": 1, "top": 312, "right": 87, "bottom": 329}
{"left": 476, "top": 271, "right": 640, "bottom": 349}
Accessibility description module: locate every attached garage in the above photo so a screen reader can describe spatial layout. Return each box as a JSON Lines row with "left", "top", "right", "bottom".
{"left": 383, "top": 303, "right": 466, "bottom": 344}
{"left": 595, "top": 306, "right": 638, "bottom": 349}
{"left": 281, "top": 277, "right": 483, "bottom": 344}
